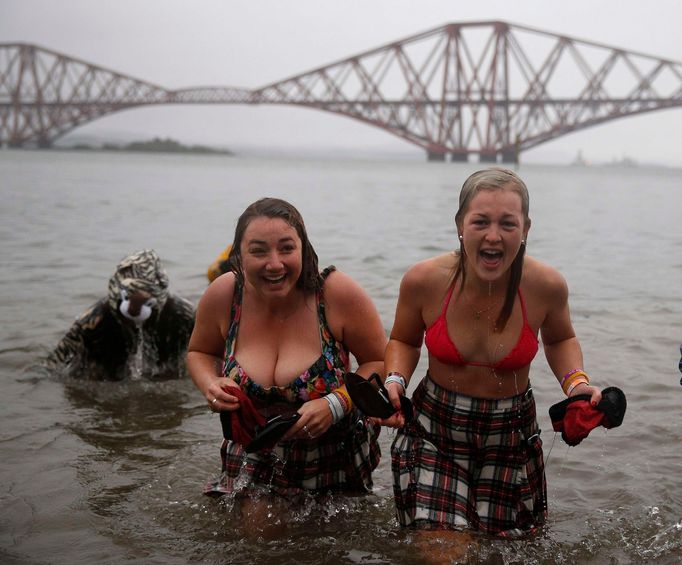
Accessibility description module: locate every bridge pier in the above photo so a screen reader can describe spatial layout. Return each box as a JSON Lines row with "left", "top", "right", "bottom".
{"left": 427, "top": 151, "right": 471, "bottom": 162}
{"left": 501, "top": 149, "right": 518, "bottom": 164}
{"left": 450, "top": 152, "right": 468, "bottom": 162}
{"left": 478, "top": 151, "right": 519, "bottom": 164}
{"left": 427, "top": 151, "right": 446, "bottom": 162}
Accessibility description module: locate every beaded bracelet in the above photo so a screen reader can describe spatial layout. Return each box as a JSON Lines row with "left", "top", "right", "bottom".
{"left": 385, "top": 372, "right": 407, "bottom": 390}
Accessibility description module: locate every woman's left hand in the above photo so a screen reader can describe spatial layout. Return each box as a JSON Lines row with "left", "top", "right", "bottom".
{"left": 281, "top": 397, "right": 333, "bottom": 441}
{"left": 569, "top": 382, "right": 602, "bottom": 406}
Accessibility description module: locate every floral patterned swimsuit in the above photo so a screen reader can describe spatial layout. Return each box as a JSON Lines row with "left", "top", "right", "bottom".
{"left": 221, "top": 266, "right": 350, "bottom": 410}
{"left": 205, "top": 266, "right": 381, "bottom": 497}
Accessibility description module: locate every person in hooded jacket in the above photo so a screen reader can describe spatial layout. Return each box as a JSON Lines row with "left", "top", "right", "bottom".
{"left": 45, "top": 249, "right": 195, "bottom": 380}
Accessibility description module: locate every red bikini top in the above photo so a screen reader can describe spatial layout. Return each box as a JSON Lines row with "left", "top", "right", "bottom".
{"left": 424, "top": 284, "right": 538, "bottom": 371}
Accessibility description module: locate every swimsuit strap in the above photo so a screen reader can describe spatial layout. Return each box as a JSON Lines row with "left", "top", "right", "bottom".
{"left": 223, "top": 278, "right": 243, "bottom": 365}
{"left": 223, "top": 268, "right": 339, "bottom": 371}
{"left": 439, "top": 282, "right": 457, "bottom": 317}
{"left": 518, "top": 287, "right": 529, "bottom": 324}
{"left": 317, "top": 266, "right": 336, "bottom": 318}
{"left": 442, "top": 282, "right": 526, "bottom": 322}
{"left": 320, "top": 265, "right": 336, "bottom": 281}
{"left": 317, "top": 265, "right": 337, "bottom": 351}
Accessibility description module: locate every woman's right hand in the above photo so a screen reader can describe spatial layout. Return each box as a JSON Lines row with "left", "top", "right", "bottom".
{"left": 373, "top": 412, "right": 405, "bottom": 428}
{"left": 375, "top": 381, "right": 407, "bottom": 428}
{"left": 206, "top": 377, "right": 241, "bottom": 412}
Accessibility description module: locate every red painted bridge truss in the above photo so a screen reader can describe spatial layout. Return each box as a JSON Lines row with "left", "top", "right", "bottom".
{"left": 2, "top": 21, "right": 682, "bottom": 161}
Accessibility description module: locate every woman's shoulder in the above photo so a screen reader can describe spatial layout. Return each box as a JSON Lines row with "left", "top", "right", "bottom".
{"left": 401, "top": 253, "right": 456, "bottom": 289}
{"left": 522, "top": 255, "right": 568, "bottom": 297}
{"left": 208, "top": 270, "right": 237, "bottom": 290}
{"left": 320, "top": 267, "right": 367, "bottom": 302}
{"left": 199, "top": 271, "right": 237, "bottom": 312}
{"left": 320, "top": 268, "right": 383, "bottom": 331}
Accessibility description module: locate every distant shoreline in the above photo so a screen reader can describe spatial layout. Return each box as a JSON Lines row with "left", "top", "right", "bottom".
{"left": 64, "top": 136, "right": 234, "bottom": 156}
{"left": 6, "top": 141, "right": 681, "bottom": 169}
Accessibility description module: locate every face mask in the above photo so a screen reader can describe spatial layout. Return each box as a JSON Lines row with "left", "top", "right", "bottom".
{"left": 118, "top": 290, "right": 157, "bottom": 326}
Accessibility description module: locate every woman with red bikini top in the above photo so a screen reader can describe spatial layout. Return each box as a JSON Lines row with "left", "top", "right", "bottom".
{"left": 380, "top": 168, "right": 604, "bottom": 541}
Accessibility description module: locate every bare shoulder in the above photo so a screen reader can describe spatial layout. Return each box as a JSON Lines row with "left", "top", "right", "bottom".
{"left": 322, "top": 268, "right": 385, "bottom": 348}
{"left": 523, "top": 255, "right": 568, "bottom": 300}
{"left": 401, "top": 253, "right": 455, "bottom": 295}
{"left": 322, "top": 268, "right": 371, "bottom": 305}
{"left": 189, "top": 272, "right": 236, "bottom": 353}
{"left": 198, "top": 271, "right": 236, "bottom": 314}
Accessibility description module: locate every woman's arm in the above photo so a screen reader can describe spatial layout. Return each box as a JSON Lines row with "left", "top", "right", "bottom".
{"left": 187, "top": 274, "right": 241, "bottom": 412}
{"left": 537, "top": 263, "right": 601, "bottom": 404}
{"left": 324, "top": 269, "right": 387, "bottom": 378}
{"left": 385, "top": 264, "right": 428, "bottom": 379}
{"left": 383, "top": 263, "right": 428, "bottom": 417}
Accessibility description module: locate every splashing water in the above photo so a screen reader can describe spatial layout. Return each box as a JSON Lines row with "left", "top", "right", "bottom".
{"left": 128, "top": 326, "right": 144, "bottom": 380}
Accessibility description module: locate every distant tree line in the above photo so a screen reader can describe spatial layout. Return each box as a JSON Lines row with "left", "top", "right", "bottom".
{"left": 70, "top": 137, "right": 233, "bottom": 155}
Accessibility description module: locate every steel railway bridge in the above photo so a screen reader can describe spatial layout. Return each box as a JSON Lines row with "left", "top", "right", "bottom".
{"left": 2, "top": 21, "right": 681, "bottom": 162}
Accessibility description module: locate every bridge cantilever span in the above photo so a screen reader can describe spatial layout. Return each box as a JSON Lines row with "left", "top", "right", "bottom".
{"left": 168, "top": 87, "right": 254, "bottom": 104}
{"left": 0, "top": 43, "right": 251, "bottom": 147}
{"left": 2, "top": 21, "right": 682, "bottom": 162}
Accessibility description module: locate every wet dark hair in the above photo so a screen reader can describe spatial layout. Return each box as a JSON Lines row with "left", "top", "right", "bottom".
{"left": 453, "top": 167, "right": 530, "bottom": 331}
{"left": 228, "top": 197, "right": 323, "bottom": 293}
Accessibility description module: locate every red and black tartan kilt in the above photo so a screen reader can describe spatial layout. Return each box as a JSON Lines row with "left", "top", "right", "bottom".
{"left": 391, "top": 375, "right": 547, "bottom": 535}
{"left": 205, "top": 409, "right": 381, "bottom": 498}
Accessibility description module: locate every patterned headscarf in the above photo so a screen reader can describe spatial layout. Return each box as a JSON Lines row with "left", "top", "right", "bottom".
{"left": 107, "top": 249, "right": 170, "bottom": 314}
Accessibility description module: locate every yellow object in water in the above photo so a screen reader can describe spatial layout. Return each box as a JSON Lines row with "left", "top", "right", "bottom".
{"left": 207, "top": 245, "right": 233, "bottom": 283}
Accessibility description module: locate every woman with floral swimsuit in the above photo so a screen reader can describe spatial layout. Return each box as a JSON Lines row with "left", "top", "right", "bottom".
{"left": 188, "top": 198, "right": 386, "bottom": 510}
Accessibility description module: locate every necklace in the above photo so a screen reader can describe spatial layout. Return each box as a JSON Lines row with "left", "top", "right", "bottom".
{"left": 462, "top": 290, "right": 499, "bottom": 320}
{"left": 472, "top": 303, "right": 496, "bottom": 320}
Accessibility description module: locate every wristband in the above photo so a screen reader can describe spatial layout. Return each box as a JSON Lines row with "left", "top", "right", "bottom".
{"left": 561, "top": 370, "right": 589, "bottom": 395}
{"left": 385, "top": 372, "right": 407, "bottom": 390}
{"left": 334, "top": 387, "right": 353, "bottom": 411}
{"left": 567, "top": 378, "right": 590, "bottom": 396}
{"left": 324, "top": 392, "right": 345, "bottom": 424}
{"left": 561, "top": 368, "right": 584, "bottom": 386}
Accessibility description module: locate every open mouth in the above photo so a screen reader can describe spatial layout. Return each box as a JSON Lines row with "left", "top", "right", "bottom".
{"left": 480, "top": 249, "right": 503, "bottom": 261}
{"left": 264, "top": 273, "right": 287, "bottom": 284}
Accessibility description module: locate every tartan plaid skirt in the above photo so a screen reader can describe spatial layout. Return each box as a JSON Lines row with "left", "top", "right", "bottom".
{"left": 391, "top": 375, "right": 547, "bottom": 535}
{"left": 205, "top": 409, "right": 381, "bottom": 498}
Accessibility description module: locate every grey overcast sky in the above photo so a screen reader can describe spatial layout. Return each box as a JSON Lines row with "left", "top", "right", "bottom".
{"left": 3, "top": 0, "right": 682, "bottom": 165}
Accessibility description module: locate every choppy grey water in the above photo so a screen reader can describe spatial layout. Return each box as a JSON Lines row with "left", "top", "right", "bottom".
{"left": 1, "top": 149, "right": 681, "bottom": 564}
